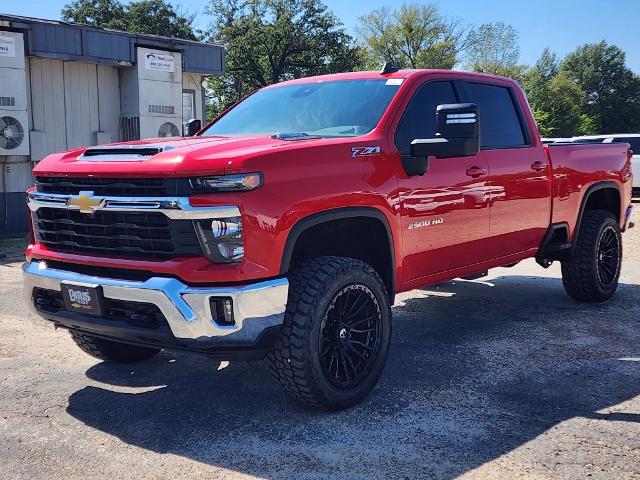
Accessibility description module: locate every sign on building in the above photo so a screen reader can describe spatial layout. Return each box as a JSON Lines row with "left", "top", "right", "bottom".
{"left": 144, "top": 52, "right": 175, "bottom": 72}
{"left": 0, "top": 36, "right": 15, "bottom": 57}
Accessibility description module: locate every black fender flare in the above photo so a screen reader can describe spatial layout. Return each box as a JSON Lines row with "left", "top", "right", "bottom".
{"left": 574, "top": 181, "right": 622, "bottom": 238}
{"left": 279, "top": 207, "right": 396, "bottom": 296}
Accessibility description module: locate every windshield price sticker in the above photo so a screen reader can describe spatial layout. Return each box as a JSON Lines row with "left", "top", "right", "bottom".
{"left": 0, "top": 36, "right": 15, "bottom": 57}
{"left": 145, "top": 52, "right": 175, "bottom": 72}
{"left": 386, "top": 78, "right": 404, "bottom": 86}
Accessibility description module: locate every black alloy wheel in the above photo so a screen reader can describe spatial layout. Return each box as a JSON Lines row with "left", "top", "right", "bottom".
{"left": 596, "top": 225, "right": 621, "bottom": 289}
{"left": 319, "top": 284, "right": 382, "bottom": 388}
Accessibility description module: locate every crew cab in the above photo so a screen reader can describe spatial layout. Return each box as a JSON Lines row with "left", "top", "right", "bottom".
{"left": 23, "top": 68, "right": 633, "bottom": 410}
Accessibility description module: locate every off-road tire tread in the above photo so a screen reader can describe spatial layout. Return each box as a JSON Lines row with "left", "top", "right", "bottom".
{"left": 267, "top": 256, "right": 388, "bottom": 410}
{"left": 561, "top": 210, "right": 621, "bottom": 302}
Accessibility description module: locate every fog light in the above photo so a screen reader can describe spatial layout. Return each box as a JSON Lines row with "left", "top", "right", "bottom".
{"left": 209, "top": 297, "right": 235, "bottom": 326}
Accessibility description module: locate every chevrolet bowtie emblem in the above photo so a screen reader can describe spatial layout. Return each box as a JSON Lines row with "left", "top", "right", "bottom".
{"left": 68, "top": 191, "right": 104, "bottom": 214}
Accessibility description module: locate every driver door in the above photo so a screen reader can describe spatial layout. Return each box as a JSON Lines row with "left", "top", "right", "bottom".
{"left": 394, "top": 80, "right": 491, "bottom": 283}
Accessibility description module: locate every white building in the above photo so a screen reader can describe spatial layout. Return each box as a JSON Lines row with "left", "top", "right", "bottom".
{"left": 0, "top": 14, "right": 224, "bottom": 234}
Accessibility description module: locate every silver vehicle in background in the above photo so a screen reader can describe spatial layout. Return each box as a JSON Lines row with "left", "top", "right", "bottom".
{"left": 571, "top": 134, "right": 640, "bottom": 195}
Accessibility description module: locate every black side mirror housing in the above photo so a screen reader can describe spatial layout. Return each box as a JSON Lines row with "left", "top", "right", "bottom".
{"left": 410, "top": 103, "right": 480, "bottom": 159}
{"left": 185, "top": 118, "right": 202, "bottom": 137}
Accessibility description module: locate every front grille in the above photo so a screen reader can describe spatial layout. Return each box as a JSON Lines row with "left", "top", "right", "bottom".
{"left": 33, "top": 208, "right": 202, "bottom": 259}
{"left": 35, "top": 176, "right": 192, "bottom": 196}
{"left": 33, "top": 287, "right": 167, "bottom": 328}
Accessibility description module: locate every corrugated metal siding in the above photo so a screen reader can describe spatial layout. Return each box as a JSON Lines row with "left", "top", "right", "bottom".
{"left": 184, "top": 44, "right": 223, "bottom": 74}
{"left": 85, "top": 30, "right": 131, "bottom": 63}
{"left": 6, "top": 16, "right": 224, "bottom": 74}
{"left": 63, "top": 62, "right": 100, "bottom": 149}
{"left": 29, "top": 58, "right": 67, "bottom": 158}
{"left": 96, "top": 65, "right": 120, "bottom": 141}
{"left": 29, "top": 59, "right": 121, "bottom": 155}
{"left": 32, "top": 23, "right": 82, "bottom": 57}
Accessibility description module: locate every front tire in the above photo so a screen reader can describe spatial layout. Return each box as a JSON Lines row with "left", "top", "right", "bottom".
{"left": 561, "top": 210, "right": 622, "bottom": 302}
{"left": 267, "top": 256, "right": 392, "bottom": 410}
{"left": 70, "top": 331, "right": 161, "bottom": 363}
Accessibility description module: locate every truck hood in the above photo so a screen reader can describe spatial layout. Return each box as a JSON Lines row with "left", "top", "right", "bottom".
{"left": 33, "top": 134, "right": 328, "bottom": 178}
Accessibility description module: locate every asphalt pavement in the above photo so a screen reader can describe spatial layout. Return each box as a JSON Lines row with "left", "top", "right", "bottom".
{"left": 1, "top": 212, "right": 639, "bottom": 479}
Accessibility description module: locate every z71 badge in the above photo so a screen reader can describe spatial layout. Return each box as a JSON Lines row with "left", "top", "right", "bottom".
{"left": 352, "top": 146, "right": 381, "bottom": 157}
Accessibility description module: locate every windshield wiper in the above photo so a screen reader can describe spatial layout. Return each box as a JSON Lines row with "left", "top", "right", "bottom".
{"left": 271, "top": 132, "right": 321, "bottom": 141}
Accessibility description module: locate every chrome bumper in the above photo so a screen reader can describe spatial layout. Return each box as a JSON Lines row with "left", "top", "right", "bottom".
{"left": 23, "top": 260, "right": 289, "bottom": 345}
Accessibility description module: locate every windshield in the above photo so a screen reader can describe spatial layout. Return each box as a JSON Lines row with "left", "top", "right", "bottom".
{"left": 201, "top": 79, "right": 400, "bottom": 138}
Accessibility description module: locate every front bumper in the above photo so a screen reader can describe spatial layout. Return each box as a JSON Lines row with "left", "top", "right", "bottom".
{"left": 23, "top": 260, "right": 289, "bottom": 353}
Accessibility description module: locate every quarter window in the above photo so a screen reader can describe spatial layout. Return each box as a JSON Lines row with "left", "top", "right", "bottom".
{"left": 463, "top": 82, "right": 527, "bottom": 149}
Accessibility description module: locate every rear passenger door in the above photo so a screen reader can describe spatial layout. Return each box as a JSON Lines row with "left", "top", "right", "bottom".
{"left": 395, "top": 80, "right": 491, "bottom": 282}
{"left": 461, "top": 81, "right": 551, "bottom": 258}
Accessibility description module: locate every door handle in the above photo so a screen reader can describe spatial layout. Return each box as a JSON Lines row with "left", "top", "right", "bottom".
{"left": 465, "top": 166, "right": 487, "bottom": 178}
{"left": 531, "top": 161, "right": 548, "bottom": 172}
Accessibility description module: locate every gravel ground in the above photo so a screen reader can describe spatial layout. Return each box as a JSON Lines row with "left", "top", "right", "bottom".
{"left": 1, "top": 207, "right": 639, "bottom": 480}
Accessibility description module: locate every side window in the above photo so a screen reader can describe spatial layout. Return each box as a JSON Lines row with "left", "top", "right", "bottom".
{"left": 463, "top": 82, "right": 527, "bottom": 149}
{"left": 394, "top": 81, "right": 457, "bottom": 155}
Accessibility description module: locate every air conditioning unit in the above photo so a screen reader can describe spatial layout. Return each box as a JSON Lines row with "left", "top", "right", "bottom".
{"left": 0, "top": 31, "right": 30, "bottom": 156}
{"left": 120, "top": 47, "right": 183, "bottom": 140}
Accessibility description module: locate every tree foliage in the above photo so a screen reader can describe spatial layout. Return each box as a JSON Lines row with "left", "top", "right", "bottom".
{"left": 464, "top": 22, "right": 522, "bottom": 77}
{"left": 356, "top": 3, "right": 468, "bottom": 70}
{"left": 205, "top": 0, "right": 363, "bottom": 118}
{"left": 522, "top": 48, "right": 593, "bottom": 137}
{"left": 62, "top": 0, "right": 198, "bottom": 40}
{"left": 560, "top": 41, "right": 640, "bottom": 133}
{"left": 521, "top": 42, "right": 640, "bottom": 137}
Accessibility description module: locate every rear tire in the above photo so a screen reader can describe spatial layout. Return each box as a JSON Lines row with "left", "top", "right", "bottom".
{"left": 561, "top": 210, "right": 622, "bottom": 302}
{"left": 70, "top": 331, "right": 160, "bottom": 363}
{"left": 267, "top": 256, "right": 392, "bottom": 410}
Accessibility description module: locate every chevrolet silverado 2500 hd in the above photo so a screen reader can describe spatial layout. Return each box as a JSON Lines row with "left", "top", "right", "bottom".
{"left": 24, "top": 68, "right": 633, "bottom": 410}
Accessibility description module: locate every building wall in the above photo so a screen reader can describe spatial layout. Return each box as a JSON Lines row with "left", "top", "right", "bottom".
{"left": 29, "top": 59, "right": 121, "bottom": 157}
{"left": 3, "top": 56, "right": 210, "bottom": 235}
{"left": 182, "top": 73, "right": 205, "bottom": 122}
{"left": 2, "top": 59, "right": 122, "bottom": 235}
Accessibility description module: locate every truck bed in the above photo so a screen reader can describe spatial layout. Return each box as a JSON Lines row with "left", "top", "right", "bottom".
{"left": 545, "top": 142, "right": 633, "bottom": 237}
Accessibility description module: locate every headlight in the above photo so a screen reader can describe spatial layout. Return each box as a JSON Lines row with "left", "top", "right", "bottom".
{"left": 195, "top": 216, "right": 244, "bottom": 263}
{"left": 190, "top": 173, "right": 263, "bottom": 192}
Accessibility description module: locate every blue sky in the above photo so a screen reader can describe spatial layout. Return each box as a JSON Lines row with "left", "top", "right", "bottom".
{"left": 2, "top": 0, "right": 639, "bottom": 72}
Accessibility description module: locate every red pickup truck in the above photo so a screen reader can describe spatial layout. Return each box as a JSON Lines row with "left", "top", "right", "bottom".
{"left": 24, "top": 68, "right": 633, "bottom": 410}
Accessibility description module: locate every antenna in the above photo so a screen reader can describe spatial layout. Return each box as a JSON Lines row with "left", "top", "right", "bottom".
{"left": 380, "top": 62, "right": 400, "bottom": 74}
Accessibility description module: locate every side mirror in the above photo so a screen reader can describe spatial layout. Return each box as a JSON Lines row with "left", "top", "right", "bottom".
{"left": 410, "top": 103, "right": 480, "bottom": 159}
{"left": 185, "top": 118, "right": 202, "bottom": 137}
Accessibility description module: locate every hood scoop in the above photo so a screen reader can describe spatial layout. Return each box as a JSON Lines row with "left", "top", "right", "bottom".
{"left": 78, "top": 144, "right": 175, "bottom": 161}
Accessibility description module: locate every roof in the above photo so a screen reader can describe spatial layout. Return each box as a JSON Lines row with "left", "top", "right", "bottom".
{"left": 266, "top": 68, "right": 521, "bottom": 89}
{"left": 0, "top": 14, "right": 224, "bottom": 75}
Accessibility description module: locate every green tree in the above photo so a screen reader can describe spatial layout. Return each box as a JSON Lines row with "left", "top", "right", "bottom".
{"left": 529, "top": 73, "right": 595, "bottom": 137}
{"left": 61, "top": 0, "right": 197, "bottom": 40}
{"left": 523, "top": 49, "right": 596, "bottom": 137}
{"left": 61, "top": 0, "right": 128, "bottom": 30}
{"left": 464, "top": 22, "right": 523, "bottom": 77}
{"left": 561, "top": 40, "right": 640, "bottom": 133}
{"left": 356, "top": 3, "right": 468, "bottom": 69}
{"left": 205, "top": 0, "right": 363, "bottom": 118}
